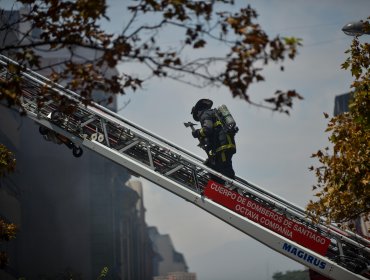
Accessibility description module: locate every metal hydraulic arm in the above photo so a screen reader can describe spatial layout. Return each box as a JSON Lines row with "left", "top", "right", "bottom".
{"left": 0, "top": 54, "right": 369, "bottom": 280}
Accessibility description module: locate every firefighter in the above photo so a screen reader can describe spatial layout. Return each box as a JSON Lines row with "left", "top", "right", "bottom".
{"left": 190, "top": 99, "right": 236, "bottom": 182}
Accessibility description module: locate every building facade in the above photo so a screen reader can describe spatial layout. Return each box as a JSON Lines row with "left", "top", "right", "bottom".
{"left": 0, "top": 99, "right": 159, "bottom": 280}
{"left": 0, "top": 7, "right": 155, "bottom": 280}
{"left": 148, "top": 226, "right": 189, "bottom": 277}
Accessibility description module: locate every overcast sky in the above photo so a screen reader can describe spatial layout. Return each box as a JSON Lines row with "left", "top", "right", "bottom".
{"left": 2, "top": 0, "right": 368, "bottom": 279}
{"left": 104, "top": 1, "right": 370, "bottom": 280}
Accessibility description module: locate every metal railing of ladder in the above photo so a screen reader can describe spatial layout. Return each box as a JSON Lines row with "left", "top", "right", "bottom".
{"left": 0, "top": 54, "right": 369, "bottom": 280}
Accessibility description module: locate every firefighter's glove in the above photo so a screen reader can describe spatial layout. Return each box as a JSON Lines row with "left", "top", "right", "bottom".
{"left": 192, "top": 129, "right": 200, "bottom": 138}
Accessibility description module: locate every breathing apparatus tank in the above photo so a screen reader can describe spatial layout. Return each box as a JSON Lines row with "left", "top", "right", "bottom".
{"left": 216, "top": 104, "right": 239, "bottom": 134}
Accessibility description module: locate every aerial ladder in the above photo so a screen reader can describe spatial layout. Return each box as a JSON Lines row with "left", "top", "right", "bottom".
{"left": 0, "top": 54, "right": 369, "bottom": 280}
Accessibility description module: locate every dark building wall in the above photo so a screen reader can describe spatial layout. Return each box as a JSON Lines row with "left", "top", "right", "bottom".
{"left": 0, "top": 105, "right": 135, "bottom": 279}
{"left": 124, "top": 180, "right": 157, "bottom": 280}
{"left": 0, "top": 102, "right": 159, "bottom": 279}
{"left": 333, "top": 92, "right": 352, "bottom": 116}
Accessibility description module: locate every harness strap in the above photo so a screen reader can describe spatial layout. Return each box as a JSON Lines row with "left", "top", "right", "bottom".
{"left": 215, "top": 135, "right": 235, "bottom": 153}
